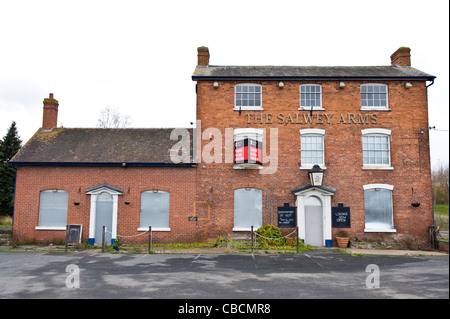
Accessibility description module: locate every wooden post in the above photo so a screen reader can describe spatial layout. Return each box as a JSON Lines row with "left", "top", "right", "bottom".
{"left": 296, "top": 226, "right": 299, "bottom": 254}
{"left": 251, "top": 226, "right": 254, "bottom": 253}
{"left": 102, "top": 225, "right": 106, "bottom": 253}
{"left": 148, "top": 226, "right": 152, "bottom": 253}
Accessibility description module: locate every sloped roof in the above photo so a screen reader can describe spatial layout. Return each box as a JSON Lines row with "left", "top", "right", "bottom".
{"left": 193, "top": 65, "right": 435, "bottom": 80}
{"left": 10, "top": 127, "right": 194, "bottom": 166}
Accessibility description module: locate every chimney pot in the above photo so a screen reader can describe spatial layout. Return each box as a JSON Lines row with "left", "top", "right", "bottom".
{"left": 390, "top": 47, "right": 411, "bottom": 67}
{"left": 42, "top": 93, "right": 59, "bottom": 130}
{"left": 197, "top": 46, "right": 210, "bottom": 67}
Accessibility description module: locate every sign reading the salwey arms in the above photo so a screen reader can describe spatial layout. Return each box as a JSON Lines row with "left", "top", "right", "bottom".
{"left": 244, "top": 113, "right": 378, "bottom": 125}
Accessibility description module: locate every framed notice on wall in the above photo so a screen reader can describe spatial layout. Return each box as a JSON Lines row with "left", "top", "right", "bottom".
{"left": 332, "top": 204, "right": 351, "bottom": 228}
{"left": 277, "top": 203, "right": 297, "bottom": 228}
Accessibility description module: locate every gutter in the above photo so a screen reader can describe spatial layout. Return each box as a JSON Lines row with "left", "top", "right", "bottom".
{"left": 9, "top": 162, "right": 197, "bottom": 168}
{"left": 192, "top": 75, "right": 437, "bottom": 81}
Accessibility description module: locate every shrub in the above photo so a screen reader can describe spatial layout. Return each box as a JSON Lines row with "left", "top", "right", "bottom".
{"left": 255, "top": 224, "right": 286, "bottom": 247}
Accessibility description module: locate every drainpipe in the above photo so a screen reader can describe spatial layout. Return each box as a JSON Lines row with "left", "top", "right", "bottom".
{"left": 425, "top": 78, "right": 435, "bottom": 226}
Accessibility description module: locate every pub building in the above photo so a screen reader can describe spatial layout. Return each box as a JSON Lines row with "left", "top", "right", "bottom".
{"left": 10, "top": 46, "right": 436, "bottom": 247}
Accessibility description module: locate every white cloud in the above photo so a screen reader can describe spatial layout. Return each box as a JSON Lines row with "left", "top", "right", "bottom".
{"left": 0, "top": 0, "right": 448, "bottom": 167}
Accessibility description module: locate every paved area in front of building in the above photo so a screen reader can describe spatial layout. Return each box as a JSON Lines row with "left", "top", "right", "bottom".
{"left": 0, "top": 249, "right": 448, "bottom": 300}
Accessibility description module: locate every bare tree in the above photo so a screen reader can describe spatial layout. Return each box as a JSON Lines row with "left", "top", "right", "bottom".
{"left": 432, "top": 163, "right": 449, "bottom": 205}
{"left": 97, "top": 106, "right": 132, "bottom": 128}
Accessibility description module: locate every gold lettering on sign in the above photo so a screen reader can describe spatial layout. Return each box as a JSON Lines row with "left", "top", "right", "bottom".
{"left": 303, "top": 114, "right": 314, "bottom": 124}
{"left": 324, "top": 114, "right": 333, "bottom": 124}
{"left": 371, "top": 114, "right": 378, "bottom": 124}
{"left": 243, "top": 113, "right": 378, "bottom": 125}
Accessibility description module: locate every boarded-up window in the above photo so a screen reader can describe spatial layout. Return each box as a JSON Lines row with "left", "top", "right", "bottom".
{"left": 234, "top": 188, "right": 262, "bottom": 230}
{"left": 38, "top": 190, "right": 68, "bottom": 227}
{"left": 140, "top": 191, "right": 170, "bottom": 228}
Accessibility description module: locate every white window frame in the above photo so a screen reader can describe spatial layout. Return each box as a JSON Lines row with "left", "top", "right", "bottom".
{"left": 300, "top": 129, "right": 326, "bottom": 170}
{"left": 360, "top": 83, "right": 389, "bottom": 111}
{"left": 363, "top": 184, "right": 396, "bottom": 233}
{"left": 36, "top": 190, "right": 69, "bottom": 230}
{"left": 234, "top": 83, "right": 263, "bottom": 111}
{"left": 137, "top": 190, "right": 171, "bottom": 232}
{"left": 362, "top": 128, "right": 393, "bottom": 170}
{"left": 299, "top": 84, "right": 324, "bottom": 111}
{"left": 233, "top": 128, "right": 264, "bottom": 170}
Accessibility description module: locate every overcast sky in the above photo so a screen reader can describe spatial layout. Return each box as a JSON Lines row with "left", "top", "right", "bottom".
{"left": 0, "top": 0, "right": 448, "bottom": 169}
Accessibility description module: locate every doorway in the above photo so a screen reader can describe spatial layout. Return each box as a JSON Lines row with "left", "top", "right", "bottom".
{"left": 95, "top": 192, "right": 113, "bottom": 244}
{"left": 86, "top": 184, "right": 123, "bottom": 245}
{"left": 292, "top": 185, "right": 336, "bottom": 247}
{"left": 304, "top": 196, "right": 323, "bottom": 246}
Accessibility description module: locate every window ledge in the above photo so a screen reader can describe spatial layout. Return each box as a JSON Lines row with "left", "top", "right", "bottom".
{"left": 298, "top": 107, "right": 325, "bottom": 111}
{"left": 233, "top": 107, "right": 264, "bottom": 111}
{"left": 362, "top": 166, "right": 394, "bottom": 170}
{"left": 232, "top": 227, "right": 256, "bottom": 232}
{"left": 364, "top": 228, "right": 397, "bottom": 233}
{"left": 137, "top": 227, "right": 171, "bottom": 232}
{"left": 360, "top": 107, "right": 391, "bottom": 111}
{"left": 233, "top": 164, "right": 263, "bottom": 170}
{"left": 300, "top": 165, "right": 327, "bottom": 170}
{"left": 35, "top": 226, "right": 66, "bottom": 231}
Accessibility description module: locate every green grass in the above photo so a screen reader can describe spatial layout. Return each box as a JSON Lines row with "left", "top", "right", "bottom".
{"left": 0, "top": 215, "right": 12, "bottom": 227}
{"left": 434, "top": 204, "right": 449, "bottom": 232}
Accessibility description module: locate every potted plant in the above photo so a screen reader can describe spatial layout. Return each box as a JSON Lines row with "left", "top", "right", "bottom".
{"left": 335, "top": 229, "right": 350, "bottom": 248}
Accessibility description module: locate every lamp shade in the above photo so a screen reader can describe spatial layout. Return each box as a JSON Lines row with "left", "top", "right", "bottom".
{"left": 308, "top": 164, "right": 324, "bottom": 186}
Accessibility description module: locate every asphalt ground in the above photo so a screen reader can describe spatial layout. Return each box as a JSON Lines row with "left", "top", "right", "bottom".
{"left": 0, "top": 248, "right": 448, "bottom": 301}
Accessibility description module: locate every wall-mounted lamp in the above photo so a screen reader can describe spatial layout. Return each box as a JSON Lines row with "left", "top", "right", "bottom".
{"left": 339, "top": 82, "right": 346, "bottom": 89}
{"left": 152, "top": 189, "right": 158, "bottom": 193}
{"left": 278, "top": 82, "right": 284, "bottom": 88}
{"left": 73, "top": 202, "right": 80, "bottom": 206}
{"left": 124, "top": 201, "right": 131, "bottom": 205}
{"left": 411, "top": 202, "right": 420, "bottom": 207}
{"left": 213, "top": 82, "right": 219, "bottom": 88}
{"left": 308, "top": 164, "right": 324, "bottom": 186}
{"left": 405, "top": 82, "right": 412, "bottom": 89}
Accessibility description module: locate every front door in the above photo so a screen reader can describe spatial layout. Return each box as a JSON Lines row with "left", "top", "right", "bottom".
{"left": 304, "top": 196, "right": 323, "bottom": 246}
{"left": 95, "top": 192, "right": 113, "bottom": 244}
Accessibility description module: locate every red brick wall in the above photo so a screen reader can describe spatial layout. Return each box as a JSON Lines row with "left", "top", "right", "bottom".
{"left": 12, "top": 166, "right": 197, "bottom": 244}
{"left": 42, "top": 95, "right": 59, "bottom": 130}
{"left": 12, "top": 78, "right": 433, "bottom": 245}
{"left": 194, "top": 79, "right": 433, "bottom": 243}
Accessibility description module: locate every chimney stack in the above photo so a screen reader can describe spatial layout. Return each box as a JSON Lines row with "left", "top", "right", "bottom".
{"left": 42, "top": 93, "right": 59, "bottom": 130}
{"left": 390, "top": 47, "right": 411, "bottom": 67}
{"left": 197, "top": 46, "right": 210, "bottom": 66}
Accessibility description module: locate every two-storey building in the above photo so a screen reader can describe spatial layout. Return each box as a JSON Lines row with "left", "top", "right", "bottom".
{"left": 10, "top": 46, "right": 436, "bottom": 247}
{"left": 191, "top": 46, "right": 435, "bottom": 246}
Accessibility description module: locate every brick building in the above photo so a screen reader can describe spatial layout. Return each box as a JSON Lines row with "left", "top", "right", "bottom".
{"left": 10, "top": 47, "right": 436, "bottom": 246}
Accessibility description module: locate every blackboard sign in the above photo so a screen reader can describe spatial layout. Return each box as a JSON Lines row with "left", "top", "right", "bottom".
{"left": 277, "top": 203, "right": 297, "bottom": 228}
{"left": 332, "top": 203, "right": 351, "bottom": 228}
{"left": 66, "top": 225, "right": 82, "bottom": 245}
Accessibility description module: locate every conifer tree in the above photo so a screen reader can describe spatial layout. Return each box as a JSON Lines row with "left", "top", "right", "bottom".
{"left": 0, "top": 121, "right": 22, "bottom": 216}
